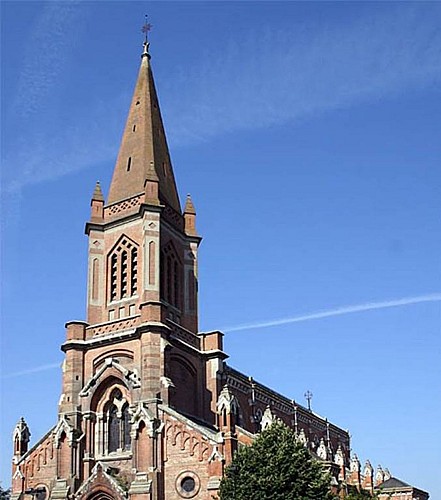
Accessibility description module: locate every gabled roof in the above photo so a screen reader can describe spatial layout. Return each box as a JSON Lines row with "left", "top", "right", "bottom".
{"left": 15, "top": 425, "right": 56, "bottom": 464}
{"left": 377, "top": 477, "right": 429, "bottom": 497}
{"left": 74, "top": 461, "right": 128, "bottom": 499}
{"left": 378, "top": 477, "right": 411, "bottom": 489}
{"left": 160, "top": 404, "right": 220, "bottom": 443}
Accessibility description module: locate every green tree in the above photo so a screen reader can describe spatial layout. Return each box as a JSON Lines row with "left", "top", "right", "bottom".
{"left": 346, "top": 485, "right": 378, "bottom": 499}
{"left": 219, "top": 421, "right": 335, "bottom": 500}
{"left": 0, "top": 484, "right": 11, "bottom": 500}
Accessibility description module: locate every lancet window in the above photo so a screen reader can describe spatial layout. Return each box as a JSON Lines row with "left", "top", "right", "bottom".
{"left": 108, "top": 237, "right": 138, "bottom": 302}
{"left": 103, "top": 388, "right": 131, "bottom": 453}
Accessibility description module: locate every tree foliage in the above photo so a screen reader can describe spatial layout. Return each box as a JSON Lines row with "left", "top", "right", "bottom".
{"left": 0, "top": 485, "right": 11, "bottom": 500}
{"left": 219, "top": 421, "right": 335, "bottom": 500}
{"left": 346, "top": 486, "right": 378, "bottom": 500}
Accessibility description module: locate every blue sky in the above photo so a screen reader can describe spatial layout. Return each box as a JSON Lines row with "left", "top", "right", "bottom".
{"left": 1, "top": 0, "right": 440, "bottom": 496}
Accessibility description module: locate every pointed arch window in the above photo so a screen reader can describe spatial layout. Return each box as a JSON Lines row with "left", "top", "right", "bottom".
{"left": 123, "top": 405, "right": 131, "bottom": 449}
{"left": 108, "top": 237, "right": 139, "bottom": 303}
{"left": 108, "top": 405, "right": 119, "bottom": 452}
{"left": 103, "top": 388, "right": 131, "bottom": 454}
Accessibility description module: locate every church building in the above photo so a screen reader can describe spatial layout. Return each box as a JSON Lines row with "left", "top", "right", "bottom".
{"left": 11, "top": 38, "right": 428, "bottom": 500}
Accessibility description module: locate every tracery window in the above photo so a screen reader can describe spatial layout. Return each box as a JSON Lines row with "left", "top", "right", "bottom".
{"left": 103, "top": 388, "right": 131, "bottom": 453}
{"left": 108, "top": 237, "right": 138, "bottom": 302}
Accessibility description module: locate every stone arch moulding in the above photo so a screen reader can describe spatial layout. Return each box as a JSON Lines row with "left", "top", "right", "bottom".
{"left": 168, "top": 356, "right": 198, "bottom": 416}
{"left": 86, "top": 492, "right": 114, "bottom": 500}
{"left": 74, "top": 462, "right": 128, "bottom": 500}
{"left": 169, "top": 354, "right": 197, "bottom": 377}
{"left": 80, "top": 357, "right": 141, "bottom": 400}
{"left": 161, "top": 239, "right": 183, "bottom": 264}
{"left": 93, "top": 349, "right": 134, "bottom": 372}
{"left": 53, "top": 416, "right": 75, "bottom": 447}
{"left": 107, "top": 234, "right": 139, "bottom": 258}
{"left": 130, "top": 402, "right": 158, "bottom": 435}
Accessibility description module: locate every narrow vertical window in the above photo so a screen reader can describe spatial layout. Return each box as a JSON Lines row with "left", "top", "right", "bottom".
{"left": 92, "top": 258, "right": 99, "bottom": 300}
{"left": 160, "top": 243, "right": 182, "bottom": 309}
{"left": 110, "top": 254, "right": 118, "bottom": 301}
{"left": 131, "top": 248, "right": 138, "bottom": 295}
{"left": 132, "top": 124, "right": 136, "bottom": 132}
{"left": 167, "top": 256, "right": 172, "bottom": 304}
{"left": 121, "top": 250, "right": 128, "bottom": 298}
{"left": 148, "top": 241, "right": 155, "bottom": 285}
{"left": 127, "top": 157, "right": 132, "bottom": 172}
{"left": 174, "top": 260, "right": 179, "bottom": 308}
{"left": 123, "top": 405, "right": 131, "bottom": 450}
{"left": 188, "top": 270, "right": 195, "bottom": 311}
{"left": 108, "top": 405, "right": 119, "bottom": 453}
{"left": 160, "top": 250, "right": 165, "bottom": 299}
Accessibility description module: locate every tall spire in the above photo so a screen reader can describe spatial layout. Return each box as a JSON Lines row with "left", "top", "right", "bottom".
{"left": 107, "top": 34, "right": 181, "bottom": 213}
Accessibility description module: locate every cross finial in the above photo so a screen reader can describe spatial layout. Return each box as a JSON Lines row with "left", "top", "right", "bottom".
{"left": 142, "top": 14, "right": 152, "bottom": 43}
{"left": 141, "top": 15, "right": 153, "bottom": 58}
{"left": 304, "top": 390, "right": 313, "bottom": 411}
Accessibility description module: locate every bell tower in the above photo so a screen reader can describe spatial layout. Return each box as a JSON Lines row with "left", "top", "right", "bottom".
{"left": 85, "top": 40, "right": 200, "bottom": 333}
{"left": 53, "top": 39, "right": 223, "bottom": 499}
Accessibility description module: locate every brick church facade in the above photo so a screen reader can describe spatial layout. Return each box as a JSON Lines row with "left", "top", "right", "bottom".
{"left": 11, "top": 40, "right": 429, "bottom": 500}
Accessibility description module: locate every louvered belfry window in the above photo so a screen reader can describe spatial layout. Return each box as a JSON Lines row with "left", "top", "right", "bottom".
{"left": 160, "top": 242, "right": 182, "bottom": 309}
{"left": 108, "top": 237, "right": 138, "bottom": 302}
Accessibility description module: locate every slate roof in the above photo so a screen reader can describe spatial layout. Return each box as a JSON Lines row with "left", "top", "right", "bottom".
{"left": 378, "top": 477, "right": 429, "bottom": 498}
{"left": 378, "top": 477, "right": 411, "bottom": 489}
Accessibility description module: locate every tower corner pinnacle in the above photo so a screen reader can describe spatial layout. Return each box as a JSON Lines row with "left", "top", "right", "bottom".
{"left": 91, "top": 181, "right": 104, "bottom": 202}
{"left": 184, "top": 194, "right": 196, "bottom": 215}
{"left": 184, "top": 194, "right": 198, "bottom": 236}
{"left": 90, "top": 181, "right": 104, "bottom": 222}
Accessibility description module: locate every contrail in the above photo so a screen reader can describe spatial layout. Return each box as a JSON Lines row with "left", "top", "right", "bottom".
{"left": 2, "top": 362, "right": 61, "bottom": 379}
{"left": 3, "top": 295, "right": 440, "bottom": 376}
{"left": 223, "top": 293, "right": 441, "bottom": 333}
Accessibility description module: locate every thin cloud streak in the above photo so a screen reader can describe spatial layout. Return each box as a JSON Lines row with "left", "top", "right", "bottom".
{"left": 165, "top": 6, "right": 441, "bottom": 146}
{"left": 3, "top": 294, "right": 439, "bottom": 374}
{"left": 2, "top": 362, "right": 61, "bottom": 379}
{"left": 223, "top": 294, "right": 441, "bottom": 333}
{"left": 13, "top": 1, "right": 83, "bottom": 119}
{"left": 3, "top": 4, "right": 441, "bottom": 192}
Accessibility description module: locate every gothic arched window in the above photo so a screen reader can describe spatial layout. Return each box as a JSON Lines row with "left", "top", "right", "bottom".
{"left": 103, "top": 388, "right": 131, "bottom": 454}
{"left": 108, "top": 237, "right": 139, "bottom": 302}
{"left": 108, "top": 405, "right": 119, "bottom": 452}
{"left": 123, "top": 404, "right": 131, "bottom": 450}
